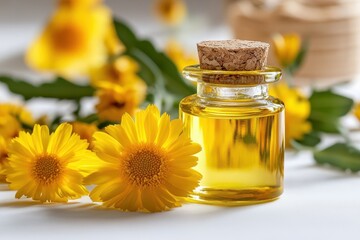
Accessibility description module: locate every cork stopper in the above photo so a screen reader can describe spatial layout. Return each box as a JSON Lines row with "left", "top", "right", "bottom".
{"left": 197, "top": 40, "right": 270, "bottom": 84}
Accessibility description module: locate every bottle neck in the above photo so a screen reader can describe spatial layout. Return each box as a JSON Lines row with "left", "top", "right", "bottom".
{"left": 197, "top": 81, "right": 269, "bottom": 101}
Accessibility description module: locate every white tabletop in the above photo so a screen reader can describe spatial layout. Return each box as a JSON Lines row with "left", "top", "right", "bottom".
{"left": 1, "top": 1, "right": 360, "bottom": 239}
{"left": 1, "top": 151, "right": 360, "bottom": 240}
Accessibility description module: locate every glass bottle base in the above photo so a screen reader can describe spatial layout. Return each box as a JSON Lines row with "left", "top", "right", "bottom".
{"left": 186, "top": 186, "right": 283, "bottom": 206}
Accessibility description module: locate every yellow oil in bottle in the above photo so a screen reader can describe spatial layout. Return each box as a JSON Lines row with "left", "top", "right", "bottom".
{"left": 180, "top": 94, "right": 285, "bottom": 205}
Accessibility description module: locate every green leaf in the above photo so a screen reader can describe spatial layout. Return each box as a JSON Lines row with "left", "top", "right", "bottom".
{"left": 309, "top": 89, "right": 353, "bottom": 133}
{"left": 294, "top": 131, "right": 321, "bottom": 147}
{"left": 113, "top": 18, "right": 195, "bottom": 116}
{"left": 0, "top": 75, "right": 95, "bottom": 100}
{"left": 314, "top": 143, "right": 360, "bottom": 172}
{"left": 135, "top": 39, "right": 194, "bottom": 95}
{"left": 112, "top": 17, "right": 138, "bottom": 50}
{"left": 114, "top": 19, "right": 195, "bottom": 96}
{"left": 309, "top": 90, "right": 354, "bottom": 119}
{"left": 310, "top": 119, "right": 341, "bottom": 134}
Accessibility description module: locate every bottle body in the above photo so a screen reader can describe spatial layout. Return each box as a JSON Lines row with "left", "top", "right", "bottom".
{"left": 179, "top": 83, "right": 285, "bottom": 205}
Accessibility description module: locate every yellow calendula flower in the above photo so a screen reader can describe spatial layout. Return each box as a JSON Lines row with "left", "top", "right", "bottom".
{"left": 354, "top": 103, "right": 360, "bottom": 121}
{"left": 59, "top": 0, "right": 122, "bottom": 56}
{"left": 0, "top": 137, "right": 9, "bottom": 183}
{"left": 0, "top": 103, "right": 34, "bottom": 139}
{"left": 272, "top": 33, "right": 301, "bottom": 68}
{"left": 90, "top": 56, "right": 141, "bottom": 88}
{"left": 6, "top": 123, "right": 100, "bottom": 203}
{"left": 0, "top": 103, "right": 34, "bottom": 126}
{"left": 155, "top": 0, "right": 187, "bottom": 25}
{"left": 71, "top": 121, "right": 98, "bottom": 149}
{"left": 86, "top": 105, "right": 202, "bottom": 212}
{"left": 96, "top": 82, "right": 146, "bottom": 122}
{"left": 165, "top": 40, "right": 198, "bottom": 71}
{"left": 0, "top": 114, "right": 22, "bottom": 140}
{"left": 26, "top": 5, "right": 111, "bottom": 77}
{"left": 270, "top": 83, "right": 311, "bottom": 147}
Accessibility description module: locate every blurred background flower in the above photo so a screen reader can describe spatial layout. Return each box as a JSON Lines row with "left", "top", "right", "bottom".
{"left": 26, "top": 0, "right": 114, "bottom": 77}
{"left": 90, "top": 56, "right": 141, "bottom": 87}
{"left": 269, "top": 83, "right": 311, "bottom": 148}
{"left": 154, "top": 0, "right": 187, "bottom": 25}
{"left": 272, "top": 33, "right": 301, "bottom": 69}
{"left": 270, "top": 32, "right": 311, "bottom": 148}
{"left": 95, "top": 82, "right": 146, "bottom": 122}
{"left": 0, "top": 103, "right": 34, "bottom": 140}
{"left": 165, "top": 39, "right": 197, "bottom": 71}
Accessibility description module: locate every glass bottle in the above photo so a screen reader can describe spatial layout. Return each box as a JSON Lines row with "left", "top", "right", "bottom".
{"left": 179, "top": 65, "right": 285, "bottom": 205}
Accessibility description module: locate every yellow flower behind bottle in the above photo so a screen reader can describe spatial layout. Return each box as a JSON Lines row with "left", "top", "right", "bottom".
{"left": 270, "top": 83, "right": 311, "bottom": 147}
{"left": 86, "top": 105, "right": 202, "bottom": 212}
{"left": 6, "top": 123, "right": 100, "bottom": 203}
{"left": 272, "top": 33, "right": 302, "bottom": 69}
{"left": 26, "top": 4, "right": 112, "bottom": 77}
{"left": 154, "top": 0, "right": 187, "bottom": 25}
{"left": 165, "top": 40, "right": 198, "bottom": 71}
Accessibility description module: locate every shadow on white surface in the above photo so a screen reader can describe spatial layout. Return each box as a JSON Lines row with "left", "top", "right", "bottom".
{"left": 41, "top": 201, "right": 254, "bottom": 222}
{"left": 0, "top": 190, "right": 257, "bottom": 221}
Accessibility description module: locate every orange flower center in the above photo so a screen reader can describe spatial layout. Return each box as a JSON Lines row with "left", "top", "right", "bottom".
{"left": 51, "top": 24, "right": 85, "bottom": 53}
{"left": 110, "top": 101, "right": 126, "bottom": 109}
{"left": 160, "top": 0, "right": 173, "bottom": 15}
{"left": 59, "top": 0, "right": 77, "bottom": 7}
{"left": 33, "top": 154, "right": 63, "bottom": 184}
{"left": 123, "top": 144, "right": 167, "bottom": 187}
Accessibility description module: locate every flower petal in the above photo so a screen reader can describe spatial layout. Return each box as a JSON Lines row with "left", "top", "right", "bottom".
{"left": 121, "top": 113, "right": 138, "bottom": 143}
{"left": 105, "top": 124, "right": 132, "bottom": 148}
{"left": 155, "top": 113, "right": 170, "bottom": 146}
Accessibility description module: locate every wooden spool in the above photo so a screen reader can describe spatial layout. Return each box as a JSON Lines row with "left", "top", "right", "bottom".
{"left": 227, "top": 0, "right": 360, "bottom": 86}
